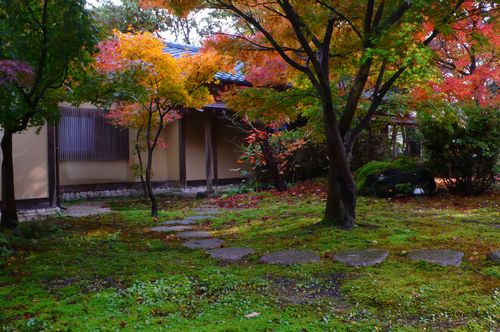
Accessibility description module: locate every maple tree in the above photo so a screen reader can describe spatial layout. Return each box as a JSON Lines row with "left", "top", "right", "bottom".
{"left": 76, "top": 31, "right": 219, "bottom": 217}
{"left": 0, "top": 0, "right": 96, "bottom": 227}
{"left": 142, "top": 0, "right": 498, "bottom": 229}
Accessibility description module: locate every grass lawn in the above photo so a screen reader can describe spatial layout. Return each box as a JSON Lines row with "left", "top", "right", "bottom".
{"left": 1, "top": 180, "right": 499, "bottom": 331}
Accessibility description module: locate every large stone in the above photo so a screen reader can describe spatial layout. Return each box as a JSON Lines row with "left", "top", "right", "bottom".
{"left": 259, "top": 249, "right": 320, "bottom": 265}
{"left": 195, "top": 210, "right": 220, "bottom": 215}
{"left": 333, "top": 248, "right": 389, "bottom": 267}
{"left": 207, "top": 248, "right": 255, "bottom": 262}
{"left": 176, "top": 231, "right": 212, "bottom": 239}
{"left": 186, "top": 215, "right": 213, "bottom": 221}
{"left": 407, "top": 249, "right": 464, "bottom": 266}
{"left": 359, "top": 166, "right": 436, "bottom": 198}
{"left": 150, "top": 226, "right": 193, "bottom": 232}
{"left": 161, "top": 220, "right": 197, "bottom": 226}
{"left": 487, "top": 250, "right": 500, "bottom": 263}
{"left": 183, "top": 239, "right": 225, "bottom": 250}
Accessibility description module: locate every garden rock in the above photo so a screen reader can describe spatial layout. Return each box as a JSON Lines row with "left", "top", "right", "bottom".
{"left": 259, "top": 249, "right": 320, "bottom": 265}
{"left": 333, "top": 248, "right": 389, "bottom": 267}
{"left": 207, "top": 248, "right": 255, "bottom": 262}
{"left": 487, "top": 250, "right": 500, "bottom": 263}
{"left": 360, "top": 166, "right": 436, "bottom": 198}
{"left": 186, "top": 215, "right": 213, "bottom": 221}
{"left": 195, "top": 210, "right": 220, "bottom": 215}
{"left": 407, "top": 249, "right": 463, "bottom": 266}
{"left": 183, "top": 239, "right": 225, "bottom": 250}
{"left": 161, "top": 220, "right": 197, "bottom": 226}
{"left": 176, "top": 231, "right": 212, "bottom": 239}
{"left": 150, "top": 226, "right": 193, "bottom": 232}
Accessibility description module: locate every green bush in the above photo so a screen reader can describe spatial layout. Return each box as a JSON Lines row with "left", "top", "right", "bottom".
{"left": 418, "top": 104, "right": 499, "bottom": 195}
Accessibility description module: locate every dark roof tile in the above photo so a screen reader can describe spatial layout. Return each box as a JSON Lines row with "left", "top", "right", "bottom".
{"left": 164, "top": 42, "right": 247, "bottom": 84}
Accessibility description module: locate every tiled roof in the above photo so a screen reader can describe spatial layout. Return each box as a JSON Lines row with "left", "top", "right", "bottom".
{"left": 164, "top": 42, "right": 247, "bottom": 84}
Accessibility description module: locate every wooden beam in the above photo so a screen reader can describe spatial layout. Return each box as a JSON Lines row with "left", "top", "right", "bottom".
{"left": 179, "top": 117, "right": 186, "bottom": 186}
{"left": 204, "top": 111, "right": 214, "bottom": 192}
{"left": 47, "top": 123, "right": 58, "bottom": 207}
{"left": 212, "top": 114, "right": 218, "bottom": 184}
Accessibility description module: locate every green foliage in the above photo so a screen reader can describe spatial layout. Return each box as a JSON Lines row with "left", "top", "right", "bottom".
{"left": 0, "top": 0, "right": 97, "bottom": 132}
{"left": 418, "top": 103, "right": 500, "bottom": 195}
{"left": 354, "top": 158, "right": 418, "bottom": 191}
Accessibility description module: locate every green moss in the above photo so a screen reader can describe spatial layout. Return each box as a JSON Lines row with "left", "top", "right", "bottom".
{"left": 354, "top": 157, "right": 419, "bottom": 191}
{"left": 0, "top": 189, "right": 498, "bottom": 331}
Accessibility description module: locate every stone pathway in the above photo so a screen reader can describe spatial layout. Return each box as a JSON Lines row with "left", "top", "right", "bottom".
{"left": 487, "top": 250, "right": 500, "bottom": 263}
{"left": 161, "top": 220, "right": 197, "bottom": 226}
{"left": 186, "top": 215, "right": 213, "bottom": 221}
{"left": 407, "top": 249, "right": 464, "bottom": 267}
{"left": 176, "top": 231, "right": 212, "bottom": 239}
{"left": 150, "top": 225, "right": 193, "bottom": 232}
{"left": 62, "top": 203, "right": 111, "bottom": 217}
{"left": 207, "top": 248, "right": 255, "bottom": 262}
{"left": 149, "top": 203, "right": 470, "bottom": 269}
{"left": 183, "top": 239, "right": 225, "bottom": 250}
{"left": 333, "top": 249, "right": 389, "bottom": 267}
{"left": 259, "top": 250, "right": 320, "bottom": 265}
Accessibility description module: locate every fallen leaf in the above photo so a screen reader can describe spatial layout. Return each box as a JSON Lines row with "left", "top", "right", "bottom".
{"left": 244, "top": 312, "right": 260, "bottom": 319}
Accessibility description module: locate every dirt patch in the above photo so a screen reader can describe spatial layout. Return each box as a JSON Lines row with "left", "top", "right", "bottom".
{"left": 43, "top": 276, "right": 125, "bottom": 294}
{"left": 267, "top": 273, "right": 348, "bottom": 307}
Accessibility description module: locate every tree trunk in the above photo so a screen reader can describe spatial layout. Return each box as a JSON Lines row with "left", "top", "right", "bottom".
{"left": 145, "top": 148, "right": 158, "bottom": 218}
{"left": 260, "top": 139, "right": 287, "bottom": 191}
{"left": 1, "top": 131, "right": 19, "bottom": 227}
{"left": 135, "top": 143, "right": 148, "bottom": 199}
{"left": 135, "top": 130, "right": 148, "bottom": 199}
{"left": 324, "top": 160, "right": 356, "bottom": 229}
{"left": 322, "top": 102, "right": 356, "bottom": 229}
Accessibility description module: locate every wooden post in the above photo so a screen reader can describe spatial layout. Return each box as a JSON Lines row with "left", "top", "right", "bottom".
{"left": 47, "top": 123, "right": 59, "bottom": 207}
{"left": 179, "top": 117, "right": 186, "bottom": 187}
{"left": 204, "top": 111, "right": 214, "bottom": 193}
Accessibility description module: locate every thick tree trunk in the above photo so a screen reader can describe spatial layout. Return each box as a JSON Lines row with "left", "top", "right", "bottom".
{"left": 322, "top": 102, "right": 356, "bottom": 229}
{"left": 145, "top": 149, "right": 158, "bottom": 218}
{"left": 324, "top": 160, "right": 356, "bottom": 229}
{"left": 260, "top": 139, "right": 287, "bottom": 191}
{"left": 1, "top": 131, "right": 19, "bottom": 227}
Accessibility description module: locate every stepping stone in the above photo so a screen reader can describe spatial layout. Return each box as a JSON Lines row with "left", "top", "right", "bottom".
{"left": 176, "top": 231, "right": 212, "bottom": 239}
{"left": 487, "top": 250, "right": 500, "bottom": 263}
{"left": 196, "top": 205, "right": 215, "bottom": 209}
{"left": 207, "top": 248, "right": 255, "bottom": 262}
{"left": 407, "top": 249, "right": 464, "bottom": 267}
{"left": 195, "top": 210, "right": 220, "bottom": 215}
{"left": 259, "top": 249, "right": 320, "bottom": 265}
{"left": 186, "top": 215, "right": 213, "bottom": 221}
{"left": 183, "top": 239, "right": 225, "bottom": 250}
{"left": 161, "top": 220, "right": 196, "bottom": 226}
{"left": 150, "top": 226, "right": 193, "bottom": 232}
{"left": 333, "top": 248, "right": 389, "bottom": 267}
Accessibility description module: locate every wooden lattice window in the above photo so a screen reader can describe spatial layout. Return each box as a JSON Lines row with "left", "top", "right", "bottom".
{"left": 58, "top": 106, "right": 129, "bottom": 161}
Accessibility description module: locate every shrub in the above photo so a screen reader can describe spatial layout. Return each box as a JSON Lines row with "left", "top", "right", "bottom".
{"left": 354, "top": 158, "right": 418, "bottom": 192}
{"left": 418, "top": 104, "right": 499, "bottom": 195}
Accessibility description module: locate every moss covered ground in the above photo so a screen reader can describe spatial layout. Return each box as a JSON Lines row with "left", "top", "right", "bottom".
{"left": 1, "top": 180, "right": 499, "bottom": 331}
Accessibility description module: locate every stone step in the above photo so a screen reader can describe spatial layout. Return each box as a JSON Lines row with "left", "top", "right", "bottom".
{"left": 333, "top": 249, "right": 389, "bottom": 267}
{"left": 183, "top": 239, "right": 225, "bottom": 250}
{"left": 259, "top": 249, "right": 320, "bottom": 265}
{"left": 207, "top": 248, "right": 255, "bottom": 262}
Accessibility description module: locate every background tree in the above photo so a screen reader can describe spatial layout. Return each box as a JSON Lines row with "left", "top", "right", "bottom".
{"left": 0, "top": 0, "right": 96, "bottom": 227}
{"left": 143, "top": 0, "right": 495, "bottom": 229}
{"left": 413, "top": 3, "right": 499, "bottom": 195}
{"left": 76, "top": 31, "right": 219, "bottom": 217}
{"left": 93, "top": 0, "right": 234, "bottom": 44}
